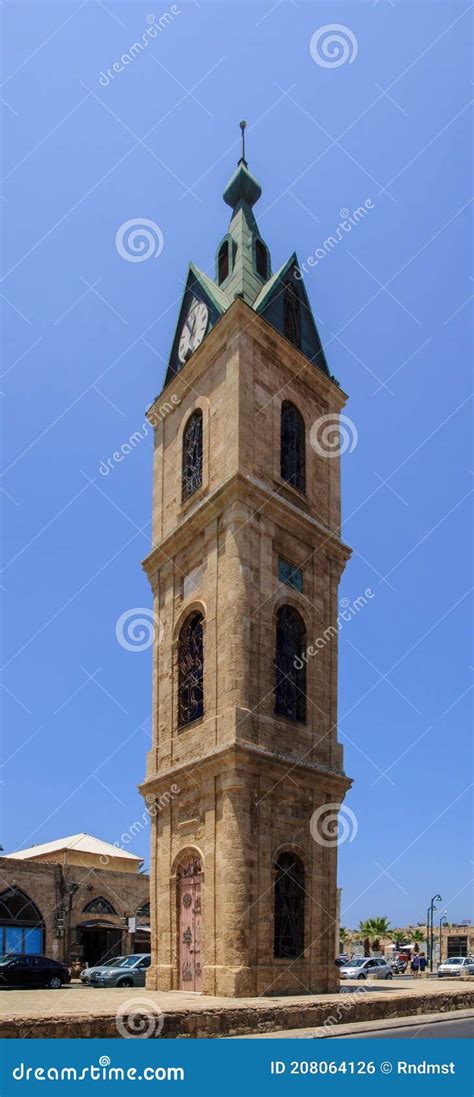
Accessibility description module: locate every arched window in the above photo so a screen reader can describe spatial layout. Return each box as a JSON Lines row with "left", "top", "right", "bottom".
{"left": 218, "top": 241, "right": 229, "bottom": 284}
{"left": 255, "top": 239, "right": 267, "bottom": 280}
{"left": 274, "top": 852, "right": 305, "bottom": 958}
{"left": 178, "top": 612, "right": 204, "bottom": 726}
{"left": 280, "top": 401, "right": 305, "bottom": 492}
{"left": 82, "top": 897, "right": 116, "bottom": 915}
{"left": 283, "top": 280, "right": 301, "bottom": 346}
{"left": 275, "top": 605, "right": 307, "bottom": 721}
{"left": 0, "top": 888, "right": 44, "bottom": 955}
{"left": 182, "top": 410, "right": 203, "bottom": 501}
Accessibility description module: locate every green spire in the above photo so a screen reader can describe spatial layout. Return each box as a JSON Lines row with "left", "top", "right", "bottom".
{"left": 216, "top": 122, "right": 271, "bottom": 306}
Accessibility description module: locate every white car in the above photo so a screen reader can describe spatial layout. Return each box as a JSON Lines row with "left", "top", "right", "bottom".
{"left": 437, "top": 956, "right": 474, "bottom": 978}
{"left": 339, "top": 957, "right": 393, "bottom": 980}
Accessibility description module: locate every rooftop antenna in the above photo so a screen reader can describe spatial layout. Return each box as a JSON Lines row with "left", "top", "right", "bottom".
{"left": 239, "top": 120, "right": 248, "bottom": 167}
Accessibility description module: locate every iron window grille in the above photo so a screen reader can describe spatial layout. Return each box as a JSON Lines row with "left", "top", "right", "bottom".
{"left": 280, "top": 400, "right": 306, "bottom": 492}
{"left": 274, "top": 605, "right": 307, "bottom": 722}
{"left": 274, "top": 852, "right": 305, "bottom": 959}
{"left": 182, "top": 410, "right": 203, "bottom": 501}
{"left": 178, "top": 612, "right": 204, "bottom": 726}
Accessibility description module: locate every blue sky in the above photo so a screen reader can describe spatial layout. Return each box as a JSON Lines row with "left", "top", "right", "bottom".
{"left": 1, "top": 0, "right": 472, "bottom": 931}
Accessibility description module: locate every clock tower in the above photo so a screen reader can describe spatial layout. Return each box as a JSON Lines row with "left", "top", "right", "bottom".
{"left": 140, "top": 129, "right": 353, "bottom": 997}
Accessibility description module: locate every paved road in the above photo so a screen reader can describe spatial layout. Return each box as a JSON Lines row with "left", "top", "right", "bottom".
{"left": 333, "top": 1015, "right": 474, "bottom": 1039}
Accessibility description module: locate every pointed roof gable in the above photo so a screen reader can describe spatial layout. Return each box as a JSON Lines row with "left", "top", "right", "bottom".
{"left": 253, "top": 252, "right": 330, "bottom": 376}
{"left": 164, "top": 262, "right": 229, "bottom": 386}
{"left": 160, "top": 126, "right": 334, "bottom": 389}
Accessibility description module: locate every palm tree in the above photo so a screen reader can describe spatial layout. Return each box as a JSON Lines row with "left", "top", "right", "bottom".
{"left": 358, "top": 920, "right": 373, "bottom": 957}
{"left": 358, "top": 917, "right": 392, "bottom": 955}
{"left": 368, "top": 917, "right": 392, "bottom": 953}
{"left": 408, "top": 929, "right": 425, "bottom": 954}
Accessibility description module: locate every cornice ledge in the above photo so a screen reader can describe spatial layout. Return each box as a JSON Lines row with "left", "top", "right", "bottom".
{"left": 143, "top": 473, "right": 351, "bottom": 580}
{"left": 138, "top": 741, "right": 352, "bottom": 795}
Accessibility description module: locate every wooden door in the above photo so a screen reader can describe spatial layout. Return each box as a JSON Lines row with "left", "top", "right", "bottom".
{"left": 177, "top": 857, "right": 202, "bottom": 991}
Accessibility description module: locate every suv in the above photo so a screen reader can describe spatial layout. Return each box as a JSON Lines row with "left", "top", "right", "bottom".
{"left": 0, "top": 955, "right": 70, "bottom": 989}
{"left": 438, "top": 956, "right": 474, "bottom": 977}
{"left": 93, "top": 954, "right": 151, "bottom": 988}
{"left": 339, "top": 957, "right": 393, "bottom": 980}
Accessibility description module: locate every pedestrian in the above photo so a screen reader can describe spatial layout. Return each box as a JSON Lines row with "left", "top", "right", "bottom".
{"left": 411, "top": 953, "right": 420, "bottom": 978}
{"left": 418, "top": 952, "right": 427, "bottom": 976}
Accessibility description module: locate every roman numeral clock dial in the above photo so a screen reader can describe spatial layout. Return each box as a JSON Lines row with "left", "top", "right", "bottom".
{"left": 178, "top": 299, "right": 209, "bottom": 365}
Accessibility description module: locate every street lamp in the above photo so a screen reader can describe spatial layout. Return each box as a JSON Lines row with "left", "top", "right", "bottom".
{"left": 428, "top": 894, "right": 442, "bottom": 973}
{"left": 439, "top": 912, "right": 448, "bottom": 966}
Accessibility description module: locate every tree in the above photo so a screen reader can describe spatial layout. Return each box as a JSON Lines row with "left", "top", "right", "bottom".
{"left": 358, "top": 917, "right": 392, "bottom": 955}
{"left": 408, "top": 929, "right": 425, "bottom": 954}
{"left": 358, "top": 920, "right": 374, "bottom": 957}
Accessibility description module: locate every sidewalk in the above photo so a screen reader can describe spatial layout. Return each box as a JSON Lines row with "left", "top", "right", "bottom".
{"left": 1, "top": 977, "right": 472, "bottom": 1039}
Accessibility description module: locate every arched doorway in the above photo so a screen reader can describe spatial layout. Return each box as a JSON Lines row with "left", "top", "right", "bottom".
{"left": 177, "top": 855, "right": 202, "bottom": 991}
{"left": 77, "top": 897, "right": 123, "bottom": 967}
{"left": 0, "top": 888, "right": 44, "bottom": 954}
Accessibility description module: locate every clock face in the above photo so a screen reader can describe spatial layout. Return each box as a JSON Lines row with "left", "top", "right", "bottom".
{"left": 178, "top": 299, "right": 209, "bottom": 364}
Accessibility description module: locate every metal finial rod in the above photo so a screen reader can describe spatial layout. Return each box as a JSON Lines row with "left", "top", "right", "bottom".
{"left": 239, "top": 120, "right": 247, "bottom": 165}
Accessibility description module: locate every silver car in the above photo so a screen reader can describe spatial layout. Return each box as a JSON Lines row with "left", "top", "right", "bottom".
{"left": 339, "top": 957, "right": 393, "bottom": 980}
{"left": 438, "top": 956, "right": 474, "bottom": 978}
{"left": 80, "top": 956, "right": 125, "bottom": 985}
{"left": 93, "top": 954, "right": 151, "bottom": 988}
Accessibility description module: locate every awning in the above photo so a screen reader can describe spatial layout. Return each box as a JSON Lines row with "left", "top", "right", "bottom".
{"left": 77, "top": 920, "right": 122, "bottom": 930}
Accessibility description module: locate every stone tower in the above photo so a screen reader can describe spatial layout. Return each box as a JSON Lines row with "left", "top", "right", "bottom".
{"left": 140, "top": 131, "right": 352, "bottom": 997}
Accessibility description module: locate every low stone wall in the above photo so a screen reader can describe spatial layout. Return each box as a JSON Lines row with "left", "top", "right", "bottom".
{"left": 1, "top": 988, "right": 473, "bottom": 1039}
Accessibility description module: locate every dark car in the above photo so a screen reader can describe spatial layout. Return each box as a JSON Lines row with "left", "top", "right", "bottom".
{"left": 335, "top": 955, "right": 349, "bottom": 966}
{"left": 0, "top": 954, "right": 71, "bottom": 989}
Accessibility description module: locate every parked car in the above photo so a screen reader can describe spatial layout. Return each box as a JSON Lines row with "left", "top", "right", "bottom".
{"left": 92, "top": 954, "right": 151, "bottom": 988}
{"left": 438, "top": 956, "right": 474, "bottom": 978}
{"left": 339, "top": 957, "right": 393, "bottom": 980}
{"left": 0, "top": 954, "right": 70, "bottom": 989}
{"left": 335, "top": 955, "right": 350, "bottom": 967}
{"left": 80, "top": 957, "right": 126, "bottom": 985}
